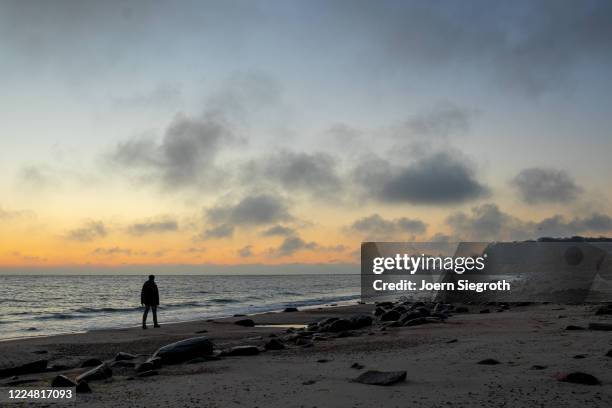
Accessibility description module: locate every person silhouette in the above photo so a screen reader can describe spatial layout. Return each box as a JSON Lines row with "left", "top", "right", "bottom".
{"left": 141, "top": 275, "right": 160, "bottom": 329}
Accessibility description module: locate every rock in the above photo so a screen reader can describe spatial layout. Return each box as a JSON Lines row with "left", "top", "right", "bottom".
{"left": 114, "top": 352, "right": 137, "bottom": 361}
{"left": 295, "top": 338, "right": 313, "bottom": 346}
{"left": 135, "top": 362, "right": 155, "bottom": 373}
{"left": 557, "top": 372, "right": 601, "bottom": 385}
{"left": 594, "top": 305, "right": 612, "bottom": 315}
{"left": 233, "top": 314, "right": 245, "bottom": 317}
{"left": 351, "top": 362, "right": 364, "bottom": 369}
{"left": 146, "top": 357, "right": 162, "bottom": 369}
{"left": 588, "top": 323, "right": 612, "bottom": 331}
{"left": 606, "top": 349, "right": 612, "bottom": 358}
{"left": 195, "top": 329, "right": 208, "bottom": 334}
{"left": 374, "top": 307, "right": 386, "bottom": 316}
{"left": 264, "top": 339, "right": 285, "bottom": 350}
{"left": 446, "top": 339, "right": 458, "bottom": 344}
{"left": 380, "top": 310, "right": 401, "bottom": 322}
{"left": 302, "top": 380, "right": 316, "bottom": 385}
{"left": 223, "top": 346, "right": 260, "bottom": 356}
{"left": 76, "top": 363, "right": 112, "bottom": 382}
{"left": 325, "top": 319, "right": 353, "bottom": 333}
{"left": 75, "top": 381, "right": 92, "bottom": 394}
{"left": 565, "top": 325, "right": 586, "bottom": 331}
{"left": 51, "top": 375, "right": 76, "bottom": 388}
{"left": 111, "top": 360, "right": 135, "bottom": 368}
{"left": 80, "top": 358, "right": 103, "bottom": 368}
{"left": 455, "top": 306, "right": 469, "bottom": 313}
{"left": 479, "top": 309, "right": 490, "bottom": 314}
{"left": 49, "top": 364, "right": 71, "bottom": 371}
{"left": 353, "top": 370, "right": 407, "bottom": 386}
{"left": 283, "top": 307, "right": 299, "bottom": 312}
{"left": 152, "top": 337, "right": 214, "bottom": 364}
{"left": 530, "top": 365, "right": 547, "bottom": 370}
{"left": 0, "top": 360, "right": 48, "bottom": 378}
{"left": 573, "top": 354, "right": 587, "bottom": 359}
{"left": 234, "top": 319, "right": 255, "bottom": 327}
{"left": 317, "top": 359, "right": 330, "bottom": 363}
{"left": 350, "top": 315, "right": 373, "bottom": 329}
{"left": 136, "top": 370, "right": 158, "bottom": 378}
{"left": 477, "top": 358, "right": 500, "bottom": 365}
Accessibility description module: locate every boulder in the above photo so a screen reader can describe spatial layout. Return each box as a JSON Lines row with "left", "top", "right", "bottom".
{"left": 51, "top": 375, "right": 76, "bottom": 388}
{"left": 0, "top": 360, "right": 48, "bottom": 378}
{"left": 530, "top": 365, "right": 547, "bottom": 370}
{"left": 325, "top": 319, "right": 353, "bottom": 333}
{"left": 76, "top": 363, "right": 112, "bottom": 382}
{"left": 557, "top": 372, "right": 601, "bottom": 385}
{"left": 80, "top": 358, "right": 103, "bottom": 368}
{"left": 234, "top": 319, "right": 255, "bottom": 327}
{"left": 114, "top": 352, "right": 137, "bottom": 361}
{"left": 380, "top": 310, "right": 401, "bottom": 322}
{"left": 111, "top": 360, "right": 135, "bottom": 368}
{"left": 349, "top": 315, "right": 373, "bottom": 329}
{"left": 477, "top": 358, "right": 500, "bottom": 365}
{"left": 606, "top": 349, "right": 612, "bottom": 358}
{"left": 75, "top": 381, "right": 92, "bottom": 394}
{"left": 135, "top": 362, "right": 155, "bottom": 373}
{"left": 264, "top": 339, "right": 285, "bottom": 350}
{"left": 283, "top": 307, "right": 299, "bottom": 312}
{"left": 152, "top": 337, "right": 214, "bottom": 364}
{"left": 222, "top": 346, "right": 260, "bottom": 356}
{"left": 588, "top": 323, "right": 612, "bottom": 331}
{"left": 353, "top": 370, "right": 406, "bottom": 386}
{"left": 146, "top": 357, "right": 163, "bottom": 369}
{"left": 565, "top": 325, "right": 586, "bottom": 331}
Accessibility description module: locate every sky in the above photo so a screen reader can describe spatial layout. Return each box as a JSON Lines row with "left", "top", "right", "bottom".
{"left": 1, "top": 0, "right": 612, "bottom": 273}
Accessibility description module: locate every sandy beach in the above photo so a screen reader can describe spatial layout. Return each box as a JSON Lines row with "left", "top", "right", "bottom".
{"left": 1, "top": 302, "right": 612, "bottom": 407}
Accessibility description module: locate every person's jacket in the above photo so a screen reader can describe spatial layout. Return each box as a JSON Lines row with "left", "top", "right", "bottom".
{"left": 141, "top": 281, "right": 159, "bottom": 306}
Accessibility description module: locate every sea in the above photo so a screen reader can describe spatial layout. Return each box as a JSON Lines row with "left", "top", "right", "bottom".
{"left": 0, "top": 274, "right": 361, "bottom": 341}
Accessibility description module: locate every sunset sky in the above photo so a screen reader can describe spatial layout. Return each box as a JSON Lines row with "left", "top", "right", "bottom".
{"left": 1, "top": 0, "right": 612, "bottom": 273}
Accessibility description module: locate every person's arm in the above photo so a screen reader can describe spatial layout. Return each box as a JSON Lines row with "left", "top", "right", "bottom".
{"left": 154, "top": 285, "right": 159, "bottom": 305}
{"left": 141, "top": 284, "right": 146, "bottom": 305}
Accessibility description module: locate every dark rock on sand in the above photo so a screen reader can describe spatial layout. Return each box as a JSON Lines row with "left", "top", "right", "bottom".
{"left": 605, "top": 349, "right": 612, "bottom": 357}
{"left": 446, "top": 339, "right": 458, "bottom": 344}
{"left": 146, "top": 357, "right": 163, "bottom": 369}
{"left": 477, "top": 358, "right": 501, "bottom": 365}
{"left": 588, "top": 322, "right": 612, "bottom": 331}
{"left": 76, "top": 381, "right": 92, "bottom": 394}
{"left": 222, "top": 346, "right": 260, "bottom": 356}
{"left": 530, "top": 365, "right": 547, "bottom": 370}
{"left": 353, "top": 370, "right": 407, "bottom": 386}
{"left": 76, "top": 363, "right": 112, "bottom": 382}
{"left": 326, "top": 319, "right": 353, "bottom": 332}
{"left": 152, "top": 336, "right": 214, "bottom": 364}
{"left": 565, "top": 325, "right": 586, "bottom": 331}
{"left": 234, "top": 319, "right": 255, "bottom": 327}
{"left": 111, "top": 360, "right": 135, "bottom": 368}
{"left": 51, "top": 375, "right": 77, "bottom": 388}
{"left": 136, "top": 370, "right": 158, "bottom": 378}
{"left": 351, "top": 363, "right": 365, "bottom": 369}
{"left": 136, "top": 362, "right": 155, "bottom": 373}
{"left": 0, "top": 359, "right": 48, "bottom": 378}
{"left": 350, "top": 315, "right": 373, "bottom": 329}
{"left": 557, "top": 372, "right": 601, "bottom": 385}
{"left": 380, "top": 310, "right": 401, "bottom": 322}
{"left": 573, "top": 354, "right": 587, "bottom": 359}
{"left": 80, "top": 358, "right": 103, "bottom": 368}
{"left": 595, "top": 305, "right": 612, "bottom": 315}
{"left": 264, "top": 339, "right": 285, "bottom": 350}
{"left": 283, "top": 307, "right": 299, "bottom": 312}
{"left": 114, "top": 352, "right": 137, "bottom": 361}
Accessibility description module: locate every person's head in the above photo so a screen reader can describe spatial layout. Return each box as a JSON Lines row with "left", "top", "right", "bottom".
{"left": 148, "top": 274, "right": 155, "bottom": 282}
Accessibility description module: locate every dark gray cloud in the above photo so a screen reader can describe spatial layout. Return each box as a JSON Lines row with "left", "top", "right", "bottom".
{"left": 202, "top": 224, "right": 234, "bottom": 240}
{"left": 272, "top": 236, "right": 319, "bottom": 257}
{"left": 109, "top": 112, "right": 231, "bottom": 188}
{"left": 260, "top": 225, "right": 295, "bottom": 237}
{"left": 238, "top": 245, "right": 253, "bottom": 257}
{"left": 244, "top": 151, "right": 342, "bottom": 197}
{"left": 127, "top": 218, "right": 178, "bottom": 235}
{"left": 445, "top": 203, "right": 612, "bottom": 240}
{"left": 92, "top": 247, "right": 132, "bottom": 256}
{"left": 511, "top": 167, "right": 582, "bottom": 204}
{"left": 66, "top": 221, "right": 107, "bottom": 242}
{"left": 206, "top": 193, "right": 292, "bottom": 227}
{"left": 405, "top": 103, "right": 471, "bottom": 138}
{"left": 354, "top": 151, "right": 488, "bottom": 204}
{"left": 348, "top": 214, "right": 427, "bottom": 237}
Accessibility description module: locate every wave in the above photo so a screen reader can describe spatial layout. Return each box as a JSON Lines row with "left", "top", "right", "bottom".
{"left": 208, "top": 298, "right": 240, "bottom": 304}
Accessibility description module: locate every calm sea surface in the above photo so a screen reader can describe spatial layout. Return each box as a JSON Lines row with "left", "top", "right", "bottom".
{"left": 0, "top": 274, "right": 360, "bottom": 340}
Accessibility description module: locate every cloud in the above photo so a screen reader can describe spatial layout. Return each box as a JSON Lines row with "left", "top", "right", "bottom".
{"left": 184, "top": 247, "right": 207, "bottom": 254}
{"left": 109, "top": 112, "right": 232, "bottom": 188}
{"left": 92, "top": 247, "right": 133, "bottom": 256}
{"left": 206, "top": 193, "right": 292, "bottom": 227}
{"left": 66, "top": 221, "right": 107, "bottom": 242}
{"left": 238, "top": 245, "right": 253, "bottom": 257}
{"left": 272, "top": 236, "right": 319, "bottom": 257}
{"left": 405, "top": 103, "right": 472, "bottom": 138}
{"left": 260, "top": 225, "right": 296, "bottom": 237}
{"left": 535, "top": 213, "right": 612, "bottom": 237}
{"left": 0, "top": 206, "right": 34, "bottom": 221}
{"left": 244, "top": 151, "right": 343, "bottom": 197}
{"left": 127, "top": 218, "right": 178, "bottom": 235}
{"left": 511, "top": 167, "right": 582, "bottom": 204}
{"left": 348, "top": 214, "right": 427, "bottom": 238}
{"left": 354, "top": 150, "right": 488, "bottom": 204}
{"left": 202, "top": 224, "right": 234, "bottom": 239}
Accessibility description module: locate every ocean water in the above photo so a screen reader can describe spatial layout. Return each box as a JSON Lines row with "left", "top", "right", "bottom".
{"left": 0, "top": 274, "right": 360, "bottom": 341}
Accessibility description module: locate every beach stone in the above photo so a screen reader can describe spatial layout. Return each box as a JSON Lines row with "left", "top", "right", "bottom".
{"left": 135, "top": 362, "right": 155, "bottom": 373}
{"left": 557, "top": 372, "right": 601, "bottom": 385}
{"left": 283, "top": 307, "right": 299, "bottom": 312}
{"left": 374, "top": 307, "right": 386, "bottom": 316}
{"left": 223, "top": 346, "right": 260, "bottom": 356}
{"left": 264, "top": 339, "right": 285, "bottom": 350}
{"left": 351, "top": 362, "right": 365, "bottom": 369}
{"left": 0, "top": 359, "right": 48, "bottom": 378}
{"left": 136, "top": 370, "right": 158, "bottom": 378}
{"left": 380, "top": 310, "right": 401, "bottom": 322}
{"left": 295, "top": 337, "right": 313, "bottom": 346}
{"left": 152, "top": 336, "right": 214, "bottom": 364}
{"left": 76, "top": 363, "right": 112, "bottom": 382}
{"left": 114, "top": 352, "right": 137, "bottom": 361}
{"left": 350, "top": 314, "right": 373, "bottom": 329}
{"left": 146, "top": 357, "right": 163, "bottom": 369}
{"left": 234, "top": 319, "right": 255, "bottom": 327}
{"left": 595, "top": 305, "right": 612, "bottom": 315}
{"left": 111, "top": 360, "right": 135, "bottom": 368}
{"left": 80, "top": 358, "right": 103, "bottom": 368}
{"left": 353, "top": 370, "right": 407, "bottom": 386}
{"left": 530, "top": 365, "right": 547, "bottom": 370}
{"left": 51, "top": 375, "right": 76, "bottom": 388}
{"left": 477, "top": 358, "right": 501, "bottom": 365}
{"left": 565, "top": 325, "right": 586, "bottom": 331}
{"left": 326, "top": 319, "right": 353, "bottom": 333}
{"left": 606, "top": 349, "right": 612, "bottom": 357}
{"left": 588, "top": 322, "right": 612, "bottom": 331}
{"left": 75, "top": 381, "right": 92, "bottom": 394}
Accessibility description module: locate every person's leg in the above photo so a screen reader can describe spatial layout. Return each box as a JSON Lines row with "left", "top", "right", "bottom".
{"left": 152, "top": 306, "right": 159, "bottom": 327}
{"left": 142, "top": 305, "right": 150, "bottom": 329}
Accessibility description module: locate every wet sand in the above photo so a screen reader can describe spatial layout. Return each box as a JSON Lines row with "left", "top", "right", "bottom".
{"left": 1, "top": 303, "right": 612, "bottom": 407}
